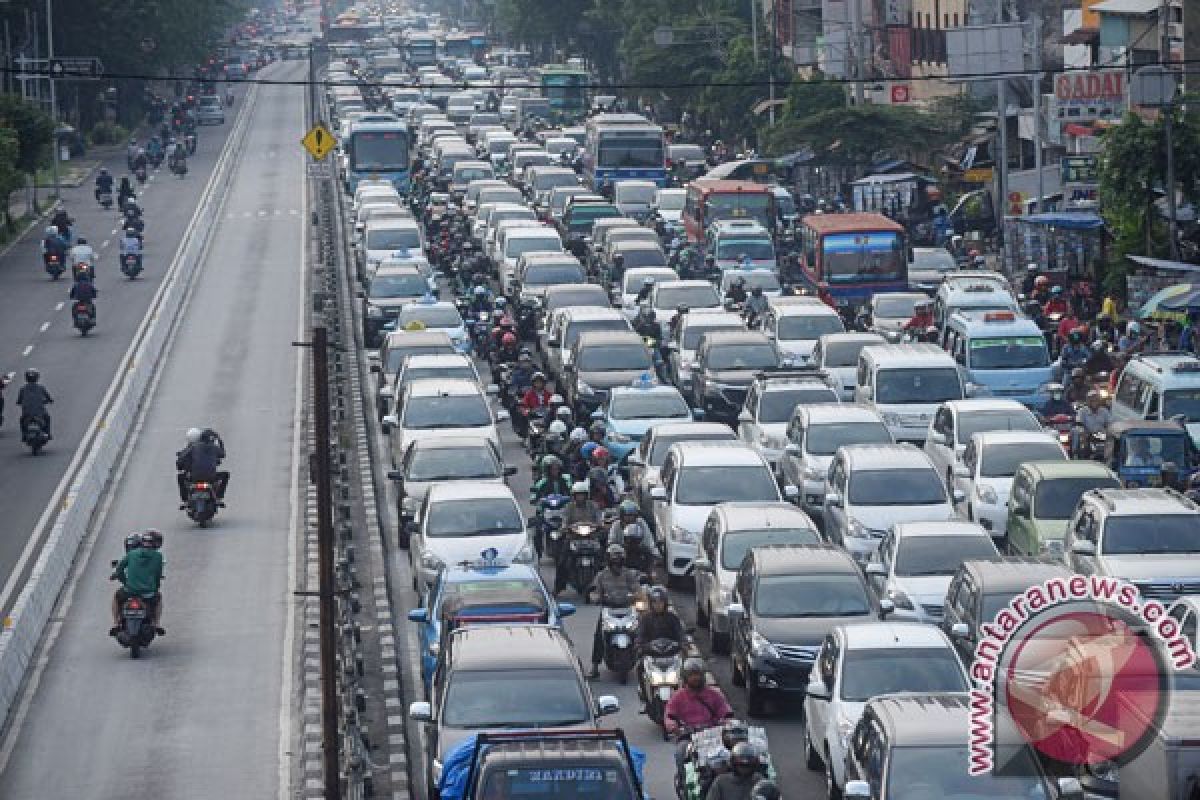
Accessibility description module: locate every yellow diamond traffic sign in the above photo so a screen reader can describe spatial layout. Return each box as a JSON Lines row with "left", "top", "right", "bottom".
{"left": 301, "top": 123, "right": 336, "bottom": 160}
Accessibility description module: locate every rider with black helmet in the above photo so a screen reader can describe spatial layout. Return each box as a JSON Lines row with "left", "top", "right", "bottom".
{"left": 16, "top": 368, "right": 53, "bottom": 438}
{"left": 707, "top": 742, "right": 767, "bottom": 800}
{"left": 587, "top": 543, "right": 645, "bottom": 678}
{"left": 111, "top": 528, "right": 165, "bottom": 636}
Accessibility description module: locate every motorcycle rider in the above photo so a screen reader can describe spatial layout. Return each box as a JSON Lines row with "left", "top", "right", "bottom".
{"left": 146, "top": 135, "right": 163, "bottom": 165}
{"left": 175, "top": 426, "right": 229, "bottom": 505}
{"left": 507, "top": 350, "right": 536, "bottom": 396}
{"left": 903, "top": 299, "right": 936, "bottom": 333}
{"left": 1057, "top": 328, "right": 1091, "bottom": 379}
{"left": 1040, "top": 383, "right": 1074, "bottom": 419}
{"left": 68, "top": 237, "right": 96, "bottom": 273}
{"left": 637, "top": 585, "right": 684, "bottom": 649}
{"left": 117, "top": 176, "right": 136, "bottom": 211}
{"left": 132, "top": 146, "right": 149, "bottom": 173}
{"left": 745, "top": 286, "right": 769, "bottom": 326}
{"left": 69, "top": 268, "right": 98, "bottom": 322}
{"left": 111, "top": 528, "right": 165, "bottom": 636}
{"left": 94, "top": 167, "right": 114, "bottom": 203}
{"left": 633, "top": 305, "right": 660, "bottom": 342}
{"left": 555, "top": 480, "right": 602, "bottom": 595}
{"left": 588, "top": 544, "right": 645, "bottom": 678}
{"left": 635, "top": 276, "right": 656, "bottom": 304}
{"left": 1085, "top": 338, "right": 1115, "bottom": 376}
{"left": 666, "top": 658, "right": 734, "bottom": 764}
{"left": 169, "top": 140, "right": 187, "bottom": 173}
{"left": 519, "top": 371, "right": 552, "bottom": 414}
{"left": 126, "top": 137, "right": 140, "bottom": 170}
{"left": 42, "top": 225, "right": 67, "bottom": 265}
{"left": 51, "top": 206, "right": 73, "bottom": 240}
{"left": 120, "top": 226, "right": 143, "bottom": 264}
{"left": 725, "top": 275, "right": 748, "bottom": 305}
{"left": 492, "top": 331, "right": 520, "bottom": 370}
{"left": 1043, "top": 285, "right": 1069, "bottom": 317}
{"left": 17, "top": 368, "right": 52, "bottom": 439}
{"left": 1073, "top": 390, "right": 1112, "bottom": 458}
{"left": 530, "top": 455, "right": 571, "bottom": 501}
{"left": 707, "top": 743, "right": 768, "bottom": 800}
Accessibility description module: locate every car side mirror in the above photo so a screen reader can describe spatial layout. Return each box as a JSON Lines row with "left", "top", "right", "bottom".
{"left": 824, "top": 492, "right": 842, "bottom": 508}
{"left": 381, "top": 414, "right": 398, "bottom": 434}
{"left": 928, "top": 430, "right": 947, "bottom": 446}
{"left": 369, "top": 363, "right": 382, "bottom": 373}
{"left": 503, "top": 465, "right": 518, "bottom": 477}
{"left": 1057, "top": 777, "right": 1084, "bottom": 800}
{"left": 725, "top": 602, "right": 745, "bottom": 621}
{"left": 951, "top": 622, "right": 970, "bottom": 639}
{"left": 407, "top": 608, "right": 428, "bottom": 623}
{"left": 1071, "top": 540, "right": 1096, "bottom": 556}
{"left": 806, "top": 678, "right": 832, "bottom": 701}
{"left": 692, "top": 557, "right": 713, "bottom": 572}
{"left": 557, "top": 602, "right": 577, "bottom": 618}
{"left": 952, "top": 488, "right": 967, "bottom": 504}
{"left": 737, "top": 410, "right": 753, "bottom": 423}
{"left": 845, "top": 781, "right": 871, "bottom": 799}
{"left": 387, "top": 469, "right": 404, "bottom": 482}
{"left": 596, "top": 695, "right": 620, "bottom": 716}
{"left": 784, "top": 443, "right": 801, "bottom": 456}
{"left": 865, "top": 562, "right": 886, "bottom": 577}
{"left": 783, "top": 484, "right": 800, "bottom": 500}
{"left": 879, "top": 598, "right": 895, "bottom": 619}
{"left": 650, "top": 486, "right": 667, "bottom": 501}
{"left": 408, "top": 701, "right": 433, "bottom": 723}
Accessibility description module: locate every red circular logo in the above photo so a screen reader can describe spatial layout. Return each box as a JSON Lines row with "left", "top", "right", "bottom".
{"left": 1001, "top": 610, "right": 1166, "bottom": 766}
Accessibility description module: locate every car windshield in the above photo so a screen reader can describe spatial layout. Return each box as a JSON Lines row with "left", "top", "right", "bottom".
{"left": 823, "top": 232, "right": 906, "bottom": 284}
{"left": 403, "top": 365, "right": 477, "bottom": 383}
{"left": 657, "top": 192, "right": 686, "bottom": 211}
{"left": 656, "top": 286, "right": 721, "bottom": 310}
{"left": 1033, "top": 476, "right": 1120, "bottom": 520}
{"left": 982, "top": 593, "right": 1019, "bottom": 622}
{"left": 885, "top": 746, "right": 1049, "bottom": 799}
{"left": 979, "top": 442, "right": 1065, "bottom": 478}
{"left": 617, "top": 249, "right": 667, "bottom": 268}
{"left": 726, "top": 272, "right": 780, "bottom": 293}
{"left": 911, "top": 249, "right": 957, "bottom": 273}
{"left": 567, "top": 205, "right": 622, "bottom": 231}
{"left": 682, "top": 322, "right": 743, "bottom": 350}
{"left": 577, "top": 344, "right": 650, "bottom": 372}
{"left": 669, "top": 145, "right": 704, "bottom": 161}
{"left": 441, "top": 668, "right": 590, "bottom": 727}
{"left": 648, "top": 433, "right": 734, "bottom": 465}
{"left": 720, "top": 528, "right": 821, "bottom": 570}
{"left": 453, "top": 167, "right": 493, "bottom": 183}
{"left": 399, "top": 307, "right": 463, "bottom": 328}
{"left": 820, "top": 339, "right": 879, "bottom": 368}
{"left": 407, "top": 446, "right": 500, "bottom": 481}
{"left": 969, "top": 336, "right": 1050, "bottom": 370}
{"left": 848, "top": 469, "right": 946, "bottom": 506}
{"left": 403, "top": 394, "right": 491, "bottom": 428}
{"left": 367, "top": 228, "right": 421, "bottom": 251}
{"left": 776, "top": 314, "right": 844, "bottom": 341}
{"left": 551, "top": 191, "right": 587, "bottom": 213}
{"left": 617, "top": 185, "right": 656, "bottom": 204}
{"left": 525, "top": 264, "right": 586, "bottom": 286}
{"left": 610, "top": 392, "right": 690, "bottom": 420}
{"left": 487, "top": 139, "right": 517, "bottom": 155}
{"left": 1119, "top": 433, "right": 1188, "bottom": 467}
{"left": 623, "top": 271, "right": 674, "bottom": 293}
{"left": 754, "top": 574, "right": 870, "bottom": 617}
{"left": 597, "top": 136, "right": 664, "bottom": 169}
{"left": 534, "top": 173, "right": 579, "bottom": 191}
{"left": 840, "top": 648, "right": 967, "bottom": 701}
{"left": 507, "top": 237, "right": 562, "bottom": 258}
{"left": 716, "top": 239, "right": 775, "bottom": 261}
{"left": 425, "top": 497, "right": 523, "bottom": 538}
{"left": 1164, "top": 389, "right": 1200, "bottom": 422}
{"left": 957, "top": 411, "right": 1040, "bottom": 444}
{"left": 875, "top": 368, "right": 963, "bottom": 405}
{"left": 806, "top": 422, "right": 892, "bottom": 455}
{"left": 564, "top": 320, "right": 630, "bottom": 349}
{"left": 546, "top": 289, "right": 607, "bottom": 311}
{"left": 480, "top": 765, "right": 633, "bottom": 798}
{"left": 707, "top": 344, "right": 778, "bottom": 371}
{"left": 873, "top": 295, "right": 921, "bottom": 319}
{"left": 371, "top": 274, "right": 428, "bottom": 298}
{"left": 894, "top": 535, "right": 999, "bottom": 576}
{"left": 479, "top": 189, "right": 523, "bottom": 205}
{"left": 1104, "top": 515, "right": 1200, "bottom": 555}
{"left": 676, "top": 465, "right": 777, "bottom": 505}
{"left": 759, "top": 388, "right": 837, "bottom": 423}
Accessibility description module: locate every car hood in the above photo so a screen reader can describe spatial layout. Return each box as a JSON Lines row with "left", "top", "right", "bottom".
{"left": 894, "top": 574, "right": 954, "bottom": 607}
{"left": 370, "top": 296, "right": 423, "bottom": 311}
{"left": 1029, "top": 517, "right": 1069, "bottom": 544}
{"left": 658, "top": 210, "right": 683, "bottom": 223}
{"left": 404, "top": 476, "right": 504, "bottom": 506}
{"left": 402, "top": 426, "right": 500, "bottom": 450}
{"left": 579, "top": 369, "right": 653, "bottom": 390}
{"left": 758, "top": 422, "right": 788, "bottom": 442}
{"left": 1101, "top": 555, "right": 1200, "bottom": 582}
{"left": 667, "top": 503, "right": 714, "bottom": 535}
{"left": 872, "top": 316, "right": 907, "bottom": 334}
{"left": 849, "top": 504, "right": 956, "bottom": 532}
{"left": 426, "top": 531, "right": 530, "bottom": 567}
{"left": 776, "top": 339, "right": 817, "bottom": 362}
{"left": 707, "top": 369, "right": 762, "bottom": 387}
{"left": 755, "top": 615, "right": 861, "bottom": 648}
{"left": 612, "top": 417, "right": 690, "bottom": 440}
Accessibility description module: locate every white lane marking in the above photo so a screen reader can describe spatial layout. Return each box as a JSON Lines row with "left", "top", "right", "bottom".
{"left": 21, "top": 345, "right": 32, "bottom": 357}
{"left": 55, "top": 302, "right": 64, "bottom": 311}
{"left": 257, "top": 210, "right": 267, "bottom": 217}
{"left": 243, "top": 211, "right": 252, "bottom": 218}
{"left": 288, "top": 209, "right": 299, "bottom": 215}
{"left": 100, "top": 240, "right": 109, "bottom": 249}
{"left": 39, "top": 322, "right": 49, "bottom": 333}
{"left": 273, "top": 209, "right": 281, "bottom": 216}
{"left": 110, "top": 229, "right": 118, "bottom": 236}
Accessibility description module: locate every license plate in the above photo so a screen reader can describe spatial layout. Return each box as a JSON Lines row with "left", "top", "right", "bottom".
{"left": 578, "top": 557, "right": 592, "bottom": 566}
{"left": 124, "top": 609, "right": 147, "bottom": 619}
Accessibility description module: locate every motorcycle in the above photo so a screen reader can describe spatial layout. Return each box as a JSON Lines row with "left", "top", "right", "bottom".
{"left": 1042, "top": 413, "right": 1073, "bottom": 450}
{"left": 516, "top": 298, "right": 539, "bottom": 341}
{"left": 170, "top": 158, "right": 188, "bottom": 178}
{"left": 536, "top": 494, "right": 570, "bottom": 562}
{"left": 184, "top": 133, "right": 197, "bottom": 156}
{"left": 121, "top": 252, "right": 143, "bottom": 279}
{"left": 600, "top": 598, "right": 641, "bottom": 683}
{"left": 639, "top": 637, "right": 685, "bottom": 731}
{"left": 675, "top": 720, "right": 773, "bottom": 800}
{"left": 97, "top": 188, "right": 113, "bottom": 209}
{"left": 134, "top": 165, "right": 148, "bottom": 184}
{"left": 110, "top": 562, "right": 157, "bottom": 658}
{"left": 72, "top": 300, "right": 95, "bottom": 336}
{"left": 184, "top": 479, "right": 220, "bottom": 526}
{"left": 565, "top": 521, "right": 603, "bottom": 597}
{"left": 43, "top": 251, "right": 64, "bottom": 280}
{"left": 225, "top": 89, "right": 234, "bottom": 106}
{"left": 1074, "top": 428, "right": 1106, "bottom": 462}
{"left": 21, "top": 415, "right": 49, "bottom": 454}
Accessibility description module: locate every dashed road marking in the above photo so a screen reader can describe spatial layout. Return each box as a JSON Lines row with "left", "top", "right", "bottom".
{"left": 21, "top": 345, "right": 32, "bottom": 357}
{"left": 110, "top": 229, "right": 118, "bottom": 236}
{"left": 39, "top": 321, "right": 49, "bottom": 333}
{"left": 54, "top": 302, "right": 64, "bottom": 311}
{"left": 100, "top": 240, "right": 109, "bottom": 249}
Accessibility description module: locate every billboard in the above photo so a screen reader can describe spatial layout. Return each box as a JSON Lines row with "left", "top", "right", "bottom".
{"left": 1051, "top": 70, "right": 1126, "bottom": 121}
{"left": 946, "top": 23, "right": 1024, "bottom": 77}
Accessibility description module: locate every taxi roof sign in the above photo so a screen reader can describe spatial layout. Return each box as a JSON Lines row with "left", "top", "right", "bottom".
{"left": 983, "top": 311, "right": 1017, "bottom": 322}
{"left": 301, "top": 123, "right": 337, "bottom": 160}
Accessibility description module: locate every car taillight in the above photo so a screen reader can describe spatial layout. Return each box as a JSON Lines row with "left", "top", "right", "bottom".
{"left": 128, "top": 598, "right": 143, "bottom": 609}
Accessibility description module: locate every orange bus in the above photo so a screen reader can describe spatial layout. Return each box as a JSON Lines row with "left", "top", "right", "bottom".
{"left": 681, "top": 180, "right": 776, "bottom": 243}
{"left": 797, "top": 212, "right": 909, "bottom": 308}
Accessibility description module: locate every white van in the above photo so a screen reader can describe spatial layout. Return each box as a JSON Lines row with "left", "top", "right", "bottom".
{"left": 1112, "top": 352, "right": 1200, "bottom": 448}
{"left": 933, "top": 273, "right": 1018, "bottom": 327}
{"left": 854, "top": 343, "right": 966, "bottom": 444}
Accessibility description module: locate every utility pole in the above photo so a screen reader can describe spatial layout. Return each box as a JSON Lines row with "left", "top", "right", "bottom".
{"left": 850, "top": 0, "right": 865, "bottom": 104}
{"left": 750, "top": 0, "right": 759, "bottom": 65}
{"left": 1160, "top": 0, "right": 1179, "bottom": 260}
{"left": 311, "top": 325, "right": 344, "bottom": 800}
{"left": 996, "top": 79, "right": 1008, "bottom": 236}
{"left": 768, "top": 1, "right": 776, "bottom": 125}
{"left": 1031, "top": 15, "right": 1044, "bottom": 213}
{"left": 45, "top": 0, "right": 58, "bottom": 203}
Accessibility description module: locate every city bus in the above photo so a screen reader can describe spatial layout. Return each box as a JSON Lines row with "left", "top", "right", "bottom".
{"left": 345, "top": 119, "right": 411, "bottom": 194}
{"left": 540, "top": 64, "right": 590, "bottom": 120}
{"left": 797, "top": 212, "right": 909, "bottom": 308}
{"left": 681, "top": 179, "right": 776, "bottom": 244}
{"left": 403, "top": 32, "right": 437, "bottom": 68}
{"left": 581, "top": 113, "right": 666, "bottom": 194}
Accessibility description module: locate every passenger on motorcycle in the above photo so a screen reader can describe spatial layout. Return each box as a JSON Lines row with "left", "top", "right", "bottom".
{"left": 94, "top": 168, "right": 113, "bottom": 203}
{"left": 16, "top": 368, "right": 53, "bottom": 438}
{"left": 588, "top": 544, "right": 645, "bottom": 678}
{"left": 1073, "top": 391, "right": 1112, "bottom": 457}
{"left": 903, "top": 299, "right": 935, "bottom": 332}
{"left": 175, "top": 426, "right": 229, "bottom": 505}
{"left": 111, "top": 529, "right": 165, "bottom": 636}
{"left": 43, "top": 226, "right": 67, "bottom": 261}
{"left": 588, "top": 464, "right": 616, "bottom": 509}
{"left": 519, "top": 372, "right": 552, "bottom": 413}
{"left": 69, "top": 270, "right": 98, "bottom": 319}
{"left": 745, "top": 287, "right": 768, "bottom": 325}
{"left": 708, "top": 742, "right": 768, "bottom": 800}
{"left": 51, "top": 207, "right": 73, "bottom": 240}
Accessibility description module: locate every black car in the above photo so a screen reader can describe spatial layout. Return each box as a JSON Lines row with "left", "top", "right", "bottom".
{"left": 690, "top": 330, "right": 781, "bottom": 424}
{"left": 563, "top": 330, "right": 654, "bottom": 416}
{"left": 556, "top": 199, "right": 621, "bottom": 258}
{"left": 728, "top": 544, "right": 887, "bottom": 716}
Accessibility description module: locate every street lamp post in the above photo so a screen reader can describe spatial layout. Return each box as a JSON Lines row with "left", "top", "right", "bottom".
{"left": 45, "top": 0, "right": 59, "bottom": 203}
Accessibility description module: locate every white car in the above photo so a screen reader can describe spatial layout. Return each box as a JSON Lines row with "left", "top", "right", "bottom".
{"left": 737, "top": 373, "right": 840, "bottom": 468}
{"left": 628, "top": 422, "right": 739, "bottom": 524}
{"left": 618, "top": 267, "right": 679, "bottom": 318}
{"left": 649, "top": 442, "right": 797, "bottom": 583}
{"left": 954, "top": 430, "right": 1067, "bottom": 542}
{"left": 803, "top": 622, "right": 969, "bottom": 795}
{"left": 408, "top": 481, "right": 533, "bottom": 594}
{"left": 664, "top": 310, "right": 745, "bottom": 395}
{"left": 822, "top": 444, "right": 962, "bottom": 565}
{"left": 497, "top": 227, "right": 564, "bottom": 295}
{"left": 382, "top": 378, "right": 507, "bottom": 467}
{"left": 809, "top": 333, "right": 885, "bottom": 401}
{"left": 647, "top": 280, "right": 722, "bottom": 340}
{"left": 395, "top": 353, "right": 481, "bottom": 388}
{"left": 778, "top": 404, "right": 894, "bottom": 516}
{"left": 864, "top": 291, "right": 928, "bottom": 341}
{"left": 396, "top": 300, "right": 471, "bottom": 353}
{"left": 762, "top": 302, "right": 844, "bottom": 364}
{"left": 924, "top": 398, "right": 1042, "bottom": 489}
{"left": 358, "top": 218, "right": 424, "bottom": 279}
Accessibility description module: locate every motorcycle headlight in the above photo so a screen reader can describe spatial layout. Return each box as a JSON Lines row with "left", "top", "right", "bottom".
{"left": 608, "top": 431, "right": 630, "bottom": 443}
{"left": 669, "top": 525, "right": 696, "bottom": 544}
{"left": 886, "top": 587, "right": 915, "bottom": 610}
{"left": 978, "top": 485, "right": 998, "bottom": 505}
{"left": 420, "top": 551, "right": 444, "bottom": 571}
{"left": 837, "top": 714, "right": 857, "bottom": 749}
{"left": 750, "top": 630, "right": 779, "bottom": 660}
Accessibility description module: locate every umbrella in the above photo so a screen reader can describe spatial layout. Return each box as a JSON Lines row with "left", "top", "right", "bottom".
{"left": 1137, "top": 283, "right": 1200, "bottom": 320}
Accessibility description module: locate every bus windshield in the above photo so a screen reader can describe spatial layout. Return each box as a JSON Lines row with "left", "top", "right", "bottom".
{"left": 706, "top": 192, "right": 772, "bottom": 229}
{"left": 821, "top": 232, "right": 905, "bottom": 284}
{"left": 351, "top": 130, "right": 409, "bottom": 171}
{"left": 597, "top": 134, "right": 663, "bottom": 169}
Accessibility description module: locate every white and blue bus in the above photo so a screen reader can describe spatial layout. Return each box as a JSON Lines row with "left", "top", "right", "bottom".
{"left": 346, "top": 119, "right": 411, "bottom": 194}
{"left": 582, "top": 113, "right": 666, "bottom": 194}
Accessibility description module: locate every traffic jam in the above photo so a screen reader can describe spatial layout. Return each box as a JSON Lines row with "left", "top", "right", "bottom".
{"left": 325, "top": 7, "right": 1200, "bottom": 800}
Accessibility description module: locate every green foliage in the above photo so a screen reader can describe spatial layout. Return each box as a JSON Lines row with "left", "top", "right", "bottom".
{"left": 782, "top": 75, "right": 844, "bottom": 120}
{"left": 89, "top": 120, "right": 129, "bottom": 146}
{"left": 761, "top": 104, "right": 960, "bottom": 164}
{"left": 0, "top": 128, "right": 24, "bottom": 231}
{"left": 0, "top": 94, "right": 55, "bottom": 174}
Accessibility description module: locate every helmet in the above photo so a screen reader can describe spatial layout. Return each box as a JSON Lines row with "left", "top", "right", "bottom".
{"left": 186, "top": 427, "right": 204, "bottom": 443}
{"left": 1128, "top": 321, "right": 1141, "bottom": 336}
{"left": 571, "top": 480, "right": 590, "bottom": 495}
{"left": 730, "top": 742, "right": 760, "bottom": 773}
{"left": 606, "top": 543, "right": 625, "bottom": 561}
{"left": 1035, "top": 276, "right": 1050, "bottom": 289}
{"left": 140, "top": 529, "right": 164, "bottom": 549}
{"left": 501, "top": 332, "right": 517, "bottom": 347}
{"left": 622, "top": 523, "right": 644, "bottom": 542}
{"left": 541, "top": 454, "right": 562, "bottom": 471}
{"left": 473, "top": 285, "right": 488, "bottom": 297}
{"left": 24, "top": 368, "right": 39, "bottom": 383}
{"left": 589, "top": 421, "right": 606, "bottom": 437}
{"left": 494, "top": 297, "right": 507, "bottom": 308}
{"left": 1046, "top": 382, "right": 1065, "bottom": 398}
{"left": 681, "top": 657, "right": 706, "bottom": 682}
{"left": 548, "top": 420, "right": 568, "bottom": 436}
{"left": 45, "top": 226, "right": 58, "bottom": 237}
{"left": 1092, "top": 339, "right": 1107, "bottom": 352}
{"left": 404, "top": 320, "right": 427, "bottom": 331}
{"left": 531, "top": 371, "right": 546, "bottom": 383}
{"left": 751, "top": 780, "right": 781, "bottom": 800}
{"left": 721, "top": 719, "right": 750, "bottom": 748}
{"left": 591, "top": 446, "right": 610, "bottom": 462}
{"left": 1051, "top": 285, "right": 1064, "bottom": 297}
{"left": 647, "top": 584, "right": 668, "bottom": 606}
{"left": 555, "top": 405, "right": 572, "bottom": 421}
{"left": 751, "top": 286, "right": 764, "bottom": 297}
{"left": 518, "top": 351, "right": 533, "bottom": 363}
{"left": 1071, "top": 367, "right": 1085, "bottom": 380}
{"left": 643, "top": 277, "right": 655, "bottom": 286}
{"left": 124, "top": 532, "right": 143, "bottom": 552}
{"left": 619, "top": 499, "right": 638, "bottom": 517}
{"left": 580, "top": 442, "right": 598, "bottom": 461}
{"left": 569, "top": 427, "right": 588, "bottom": 443}
{"left": 1026, "top": 262, "right": 1039, "bottom": 272}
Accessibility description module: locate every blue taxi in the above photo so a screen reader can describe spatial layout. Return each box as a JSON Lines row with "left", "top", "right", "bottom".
{"left": 941, "top": 309, "right": 1054, "bottom": 410}
{"left": 407, "top": 556, "right": 576, "bottom": 692}
{"left": 598, "top": 375, "right": 700, "bottom": 463}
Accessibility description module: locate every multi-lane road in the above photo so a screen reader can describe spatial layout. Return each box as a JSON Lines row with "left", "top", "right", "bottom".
{"left": 0, "top": 61, "right": 308, "bottom": 799}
